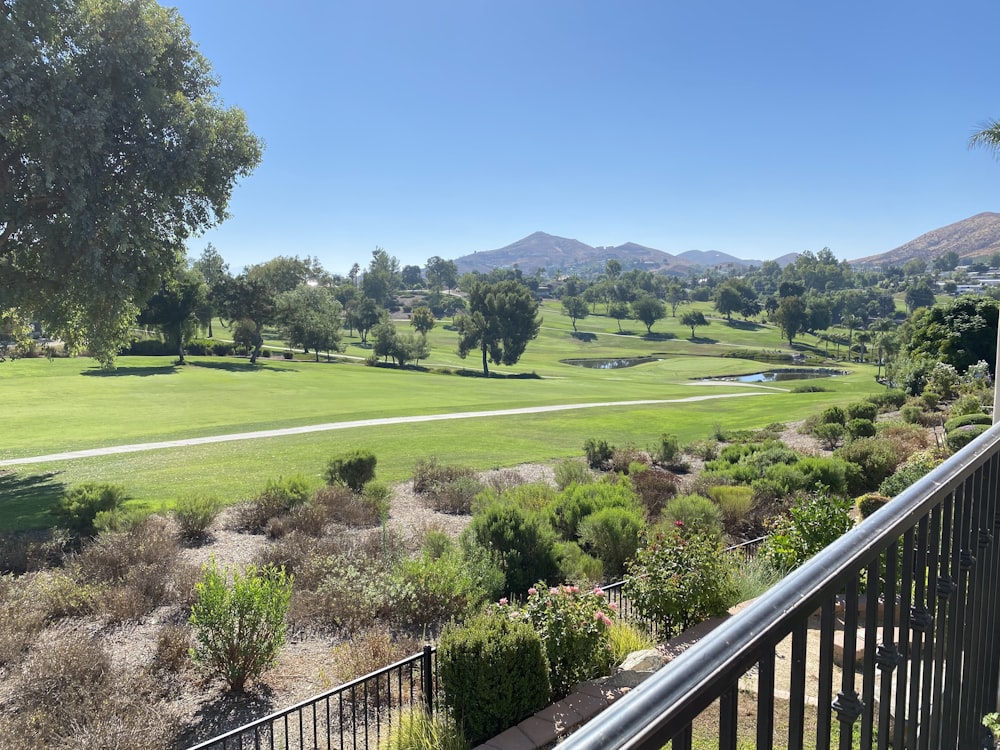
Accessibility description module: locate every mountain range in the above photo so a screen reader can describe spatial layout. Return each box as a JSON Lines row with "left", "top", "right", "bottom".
{"left": 451, "top": 213, "right": 1000, "bottom": 276}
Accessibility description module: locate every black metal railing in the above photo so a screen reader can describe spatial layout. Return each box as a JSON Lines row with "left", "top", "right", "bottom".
{"left": 561, "top": 423, "right": 1000, "bottom": 749}
{"left": 186, "top": 645, "right": 437, "bottom": 750}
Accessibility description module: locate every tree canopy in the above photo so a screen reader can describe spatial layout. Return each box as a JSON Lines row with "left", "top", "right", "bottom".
{"left": 1, "top": 0, "right": 263, "bottom": 367}
{"left": 457, "top": 280, "right": 541, "bottom": 376}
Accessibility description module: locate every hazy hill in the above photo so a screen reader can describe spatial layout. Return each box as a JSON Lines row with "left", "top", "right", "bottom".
{"left": 851, "top": 212, "right": 1000, "bottom": 267}
{"left": 452, "top": 232, "right": 786, "bottom": 276}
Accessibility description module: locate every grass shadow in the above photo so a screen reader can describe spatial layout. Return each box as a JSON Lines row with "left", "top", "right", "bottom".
{"left": 82, "top": 364, "right": 177, "bottom": 377}
{"left": 190, "top": 361, "right": 298, "bottom": 373}
{"left": 642, "top": 332, "right": 677, "bottom": 342}
{"left": 0, "top": 470, "right": 67, "bottom": 532}
{"left": 725, "top": 319, "right": 763, "bottom": 331}
{"left": 570, "top": 331, "right": 598, "bottom": 342}
{"left": 690, "top": 336, "right": 718, "bottom": 344}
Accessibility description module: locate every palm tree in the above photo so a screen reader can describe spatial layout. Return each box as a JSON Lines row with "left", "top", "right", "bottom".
{"left": 970, "top": 120, "right": 1000, "bottom": 154}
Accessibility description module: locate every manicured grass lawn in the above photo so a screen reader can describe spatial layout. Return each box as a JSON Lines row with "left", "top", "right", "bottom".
{"left": 0, "top": 310, "right": 883, "bottom": 531}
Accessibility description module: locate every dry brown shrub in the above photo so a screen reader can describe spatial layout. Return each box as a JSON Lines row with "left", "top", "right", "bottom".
{"left": 313, "top": 485, "right": 382, "bottom": 527}
{"left": 150, "top": 623, "right": 194, "bottom": 675}
{"left": 609, "top": 445, "right": 652, "bottom": 473}
{"left": 0, "top": 574, "right": 47, "bottom": 665}
{"left": 423, "top": 475, "right": 483, "bottom": 514}
{"left": 33, "top": 568, "right": 99, "bottom": 619}
{"left": 630, "top": 467, "right": 679, "bottom": 517}
{"left": 484, "top": 469, "right": 525, "bottom": 495}
{"left": 412, "top": 458, "right": 476, "bottom": 494}
{"left": 879, "top": 422, "right": 931, "bottom": 456}
{"left": 328, "top": 626, "right": 421, "bottom": 684}
{"left": 2, "top": 626, "right": 179, "bottom": 749}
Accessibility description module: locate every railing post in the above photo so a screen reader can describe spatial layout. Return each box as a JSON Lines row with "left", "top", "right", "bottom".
{"left": 422, "top": 644, "right": 434, "bottom": 717}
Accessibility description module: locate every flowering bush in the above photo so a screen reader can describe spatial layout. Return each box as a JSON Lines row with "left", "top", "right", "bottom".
{"left": 511, "top": 582, "right": 617, "bottom": 698}
{"left": 624, "top": 526, "right": 737, "bottom": 638}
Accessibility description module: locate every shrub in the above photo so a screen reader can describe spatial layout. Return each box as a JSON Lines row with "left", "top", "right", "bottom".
{"left": 857, "top": 493, "right": 891, "bottom": 519}
{"left": 791, "top": 383, "right": 829, "bottom": 393}
{"left": 707, "top": 485, "right": 755, "bottom": 527}
{"left": 412, "top": 457, "right": 477, "bottom": 494}
{"left": 51, "top": 482, "right": 127, "bottom": 536}
{"left": 730, "top": 554, "right": 784, "bottom": 602}
{"left": 609, "top": 444, "right": 650, "bottom": 473}
{"left": 578, "top": 506, "right": 645, "bottom": 579}
{"left": 660, "top": 494, "right": 723, "bottom": 539}
{"left": 921, "top": 390, "right": 940, "bottom": 410}
{"left": 438, "top": 609, "right": 550, "bottom": 746}
{"left": 946, "top": 424, "right": 990, "bottom": 451}
{"left": 583, "top": 438, "right": 614, "bottom": 469}
{"left": 867, "top": 389, "right": 907, "bottom": 410}
{"left": 605, "top": 618, "right": 655, "bottom": 667}
{"left": 950, "top": 394, "right": 986, "bottom": 417}
{"left": 189, "top": 560, "right": 293, "bottom": 692}
{"left": 944, "top": 412, "right": 992, "bottom": 432}
{"left": 150, "top": 623, "right": 193, "bottom": 675}
{"left": 233, "top": 475, "right": 312, "bottom": 531}
{"left": 629, "top": 468, "right": 679, "bottom": 517}
{"left": 329, "top": 627, "right": 420, "bottom": 684}
{"left": 554, "top": 458, "right": 592, "bottom": 490}
{"left": 846, "top": 418, "right": 877, "bottom": 439}
{"left": 173, "top": 494, "right": 222, "bottom": 541}
{"left": 655, "top": 433, "right": 682, "bottom": 466}
{"left": 819, "top": 405, "right": 846, "bottom": 425}
{"left": 361, "top": 480, "right": 392, "bottom": 521}
{"left": 379, "top": 706, "right": 468, "bottom": 750}
{"left": 879, "top": 452, "right": 944, "bottom": 497}
{"left": 834, "top": 437, "right": 900, "bottom": 495}
{"left": 313, "top": 484, "right": 382, "bottom": 527}
{"left": 548, "top": 479, "right": 642, "bottom": 540}
{"left": 518, "top": 583, "right": 616, "bottom": 698}
{"left": 846, "top": 401, "right": 879, "bottom": 422}
{"left": 326, "top": 449, "right": 377, "bottom": 491}
{"left": 761, "top": 492, "right": 853, "bottom": 572}
{"left": 394, "top": 546, "right": 484, "bottom": 627}
{"left": 554, "top": 541, "right": 603, "bottom": 587}
{"left": 686, "top": 439, "right": 719, "bottom": 460}
{"left": 813, "top": 422, "right": 845, "bottom": 450}
{"left": 625, "top": 530, "right": 737, "bottom": 638}
{"left": 900, "top": 405, "right": 925, "bottom": 424}
{"left": 465, "top": 503, "right": 559, "bottom": 596}
{"left": 0, "top": 575, "right": 47, "bottom": 665}
{"left": 424, "top": 475, "right": 483, "bottom": 514}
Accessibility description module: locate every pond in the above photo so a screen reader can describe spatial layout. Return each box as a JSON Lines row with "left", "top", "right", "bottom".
{"left": 704, "top": 368, "right": 847, "bottom": 383}
{"left": 561, "top": 357, "right": 660, "bottom": 369}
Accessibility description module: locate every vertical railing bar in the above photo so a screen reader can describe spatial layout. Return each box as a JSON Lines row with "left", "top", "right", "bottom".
{"left": 788, "top": 618, "right": 808, "bottom": 750}
{"left": 905, "top": 516, "right": 929, "bottom": 750}
{"left": 959, "top": 465, "right": 982, "bottom": 747}
{"left": 835, "top": 572, "right": 863, "bottom": 750}
{"left": 916, "top": 504, "right": 942, "bottom": 750}
{"left": 892, "top": 526, "right": 914, "bottom": 750}
{"left": 756, "top": 649, "right": 775, "bottom": 750}
{"left": 926, "top": 491, "right": 953, "bottom": 749}
{"left": 966, "top": 451, "right": 993, "bottom": 744}
{"left": 943, "top": 474, "right": 971, "bottom": 742}
{"left": 860, "top": 558, "right": 880, "bottom": 750}
{"left": 876, "top": 542, "right": 898, "bottom": 750}
{"left": 719, "top": 684, "right": 738, "bottom": 750}
{"left": 986, "top": 451, "right": 1000, "bottom": 727}
{"left": 671, "top": 723, "right": 693, "bottom": 750}
{"left": 325, "top": 696, "right": 332, "bottom": 750}
{"left": 816, "top": 597, "right": 835, "bottom": 750}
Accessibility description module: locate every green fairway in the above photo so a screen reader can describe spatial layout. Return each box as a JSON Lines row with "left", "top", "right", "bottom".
{"left": 0, "top": 310, "right": 883, "bottom": 531}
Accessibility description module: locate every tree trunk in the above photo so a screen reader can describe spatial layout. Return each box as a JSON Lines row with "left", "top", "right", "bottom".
{"left": 481, "top": 343, "right": 489, "bottom": 377}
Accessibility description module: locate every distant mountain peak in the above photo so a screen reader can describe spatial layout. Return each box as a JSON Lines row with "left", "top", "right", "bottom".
{"left": 851, "top": 212, "right": 1000, "bottom": 266}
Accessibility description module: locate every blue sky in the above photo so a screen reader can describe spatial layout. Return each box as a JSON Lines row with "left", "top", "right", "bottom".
{"left": 169, "top": 1, "right": 1000, "bottom": 275}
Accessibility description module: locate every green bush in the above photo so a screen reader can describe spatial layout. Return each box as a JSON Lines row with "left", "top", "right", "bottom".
{"left": 950, "top": 394, "right": 986, "bottom": 417}
{"left": 813, "top": 422, "right": 845, "bottom": 450}
{"left": 438, "top": 609, "right": 550, "bottom": 746}
{"left": 583, "top": 438, "right": 614, "bottom": 469}
{"left": 707, "top": 485, "right": 755, "bottom": 526}
{"left": 554, "top": 458, "right": 592, "bottom": 490}
{"left": 900, "top": 405, "right": 925, "bottom": 424}
{"left": 189, "top": 560, "right": 293, "bottom": 692}
{"left": 605, "top": 618, "right": 655, "bottom": 666}
{"left": 846, "top": 401, "right": 879, "bottom": 422}
{"left": 360, "top": 481, "right": 392, "bottom": 522}
{"left": 944, "top": 412, "right": 991, "bottom": 432}
{"left": 760, "top": 493, "right": 853, "bottom": 572}
{"left": 394, "top": 546, "right": 484, "bottom": 628}
{"left": 866, "top": 389, "right": 907, "bottom": 410}
{"left": 173, "top": 495, "right": 223, "bottom": 540}
{"left": 856, "top": 493, "right": 890, "bottom": 519}
{"left": 625, "top": 530, "right": 737, "bottom": 638}
{"left": 879, "top": 452, "right": 943, "bottom": 497}
{"left": 412, "top": 457, "right": 476, "bottom": 494}
{"left": 834, "top": 437, "right": 900, "bottom": 495}
{"left": 424, "top": 475, "right": 484, "bottom": 514}
{"left": 553, "top": 541, "right": 603, "bottom": 587}
{"left": 326, "top": 449, "right": 377, "bottom": 491}
{"left": 655, "top": 433, "right": 682, "bottom": 465}
{"left": 519, "top": 583, "right": 616, "bottom": 698}
{"left": 234, "top": 475, "right": 312, "bottom": 531}
{"left": 548, "top": 479, "right": 641, "bottom": 540}
{"left": 660, "top": 494, "right": 723, "bottom": 539}
{"left": 578, "top": 506, "right": 645, "bottom": 579}
{"left": 946, "top": 424, "right": 990, "bottom": 451}
{"left": 465, "top": 502, "right": 559, "bottom": 597}
{"left": 846, "top": 418, "right": 877, "bottom": 439}
{"left": 51, "top": 483, "right": 127, "bottom": 536}
{"left": 819, "top": 405, "right": 846, "bottom": 425}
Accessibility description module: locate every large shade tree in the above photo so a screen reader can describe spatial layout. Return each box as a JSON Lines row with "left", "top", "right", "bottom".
{"left": 1, "top": 0, "right": 263, "bottom": 368}
{"left": 457, "top": 279, "right": 541, "bottom": 376}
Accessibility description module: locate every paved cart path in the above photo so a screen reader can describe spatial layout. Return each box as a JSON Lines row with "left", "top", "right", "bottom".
{"left": 0, "top": 391, "right": 773, "bottom": 467}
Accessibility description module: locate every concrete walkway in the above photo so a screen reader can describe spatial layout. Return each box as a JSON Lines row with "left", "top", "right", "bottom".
{"left": 0, "top": 392, "right": 773, "bottom": 467}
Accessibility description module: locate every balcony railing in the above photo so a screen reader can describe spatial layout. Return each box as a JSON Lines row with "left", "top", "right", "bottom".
{"left": 560, "top": 424, "right": 1000, "bottom": 749}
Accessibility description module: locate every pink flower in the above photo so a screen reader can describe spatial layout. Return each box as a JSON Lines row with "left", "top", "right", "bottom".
{"left": 592, "top": 586, "right": 605, "bottom": 596}
{"left": 550, "top": 587, "right": 559, "bottom": 595}
{"left": 568, "top": 585, "right": 579, "bottom": 594}
{"left": 594, "top": 611, "right": 613, "bottom": 627}
{"left": 609, "top": 602, "right": 619, "bottom": 611}
{"left": 498, "top": 597, "right": 508, "bottom": 606}
{"left": 674, "top": 520, "right": 685, "bottom": 527}
{"left": 528, "top": 587, "right": 537, "bottom": 595}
